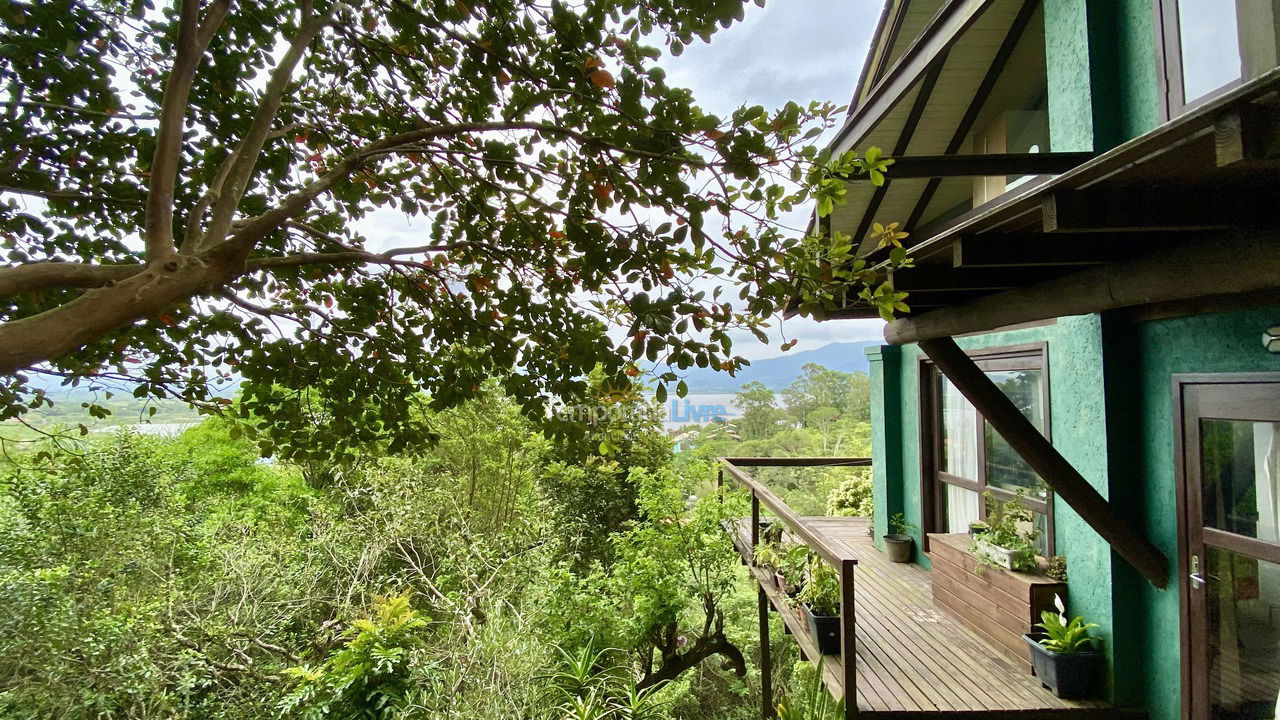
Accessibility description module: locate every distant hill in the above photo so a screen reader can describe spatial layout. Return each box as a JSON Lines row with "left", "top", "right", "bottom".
{"left": 659, "top": 340, "right": 879, "bottom": 393}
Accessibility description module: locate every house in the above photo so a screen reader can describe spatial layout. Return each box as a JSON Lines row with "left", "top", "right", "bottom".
{"left": 722, "top": 1, "right": 1280, "bottom": 719}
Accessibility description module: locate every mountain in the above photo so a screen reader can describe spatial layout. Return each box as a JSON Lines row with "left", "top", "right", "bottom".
{"left": 660, "top": 340, "right": 880, "bottom": 393}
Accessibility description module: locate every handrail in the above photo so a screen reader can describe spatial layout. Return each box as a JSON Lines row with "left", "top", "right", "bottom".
{"left": 722, "top": 457, "right": 871, "bottom": 468}
{"left": 718, "top": 458, "right": 869, "bottom": 567}
{"left": 719, "top": 456, "right": 867, "bottom": 719}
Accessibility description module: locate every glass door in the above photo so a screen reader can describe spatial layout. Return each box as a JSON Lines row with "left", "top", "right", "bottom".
{"left": 1182, "top": 378, "right": 1280, "bottom": 720}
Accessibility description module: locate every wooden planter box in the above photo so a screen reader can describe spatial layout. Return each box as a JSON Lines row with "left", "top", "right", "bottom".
{"left": 927, "top": 533, "right": 1065, "bottom": 663}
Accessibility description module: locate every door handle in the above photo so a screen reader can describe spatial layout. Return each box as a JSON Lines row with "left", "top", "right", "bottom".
{"left": 1190, "top": 572, "right": 1206, "bottom": 589}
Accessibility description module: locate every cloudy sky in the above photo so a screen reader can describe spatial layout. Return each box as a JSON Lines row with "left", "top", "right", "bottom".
{"left": 658, "top": 0, "right": 887, "bottom": 359}
{"left": 357, "top": 0, "right": 889, "bottom": 362}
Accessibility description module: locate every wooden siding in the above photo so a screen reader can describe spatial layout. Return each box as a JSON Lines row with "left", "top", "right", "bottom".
{"left": 928, "top": 533, "right": 1065, "bottom": 663}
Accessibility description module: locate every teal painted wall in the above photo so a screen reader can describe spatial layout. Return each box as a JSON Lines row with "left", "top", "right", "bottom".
{"left": 1044, "top": 0, "right": 1161, "bottom": 152}
{"left": 873, "top": 316, "right": 1124, "bottom": 698}
{"left": 1104, "top": 305, "right": 1280, "bottom": 720}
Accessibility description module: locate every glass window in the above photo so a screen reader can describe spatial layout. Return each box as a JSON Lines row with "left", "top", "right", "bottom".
{"left": 928, "top": 350, "right": 1053, "bottom": 554}
{"left": 1201, "top": 419, "right": 1280, "bottom": 545}
{"left": 1177, "top": 0, "right": 1243, "bottom": 103}
{"left": 984, "top": 370, "right": 1048, "bottom": 500}
{"left": 940, "top": 377, "right": 979, "bottom": 480}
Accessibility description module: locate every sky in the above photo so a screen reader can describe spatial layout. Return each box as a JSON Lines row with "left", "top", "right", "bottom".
{"left": 356, "top": 0, "right": 890, "bottom": 362}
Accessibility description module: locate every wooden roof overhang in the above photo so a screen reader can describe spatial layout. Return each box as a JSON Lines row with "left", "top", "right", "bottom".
{"left": 828, "top": 67, "right": 1280, "bottom": 343}
{"left": 829, "top": 70, "right": 1280, "bottom": 591}
{"left": 827, "top": 0, "right": 1063, "bottom": 257}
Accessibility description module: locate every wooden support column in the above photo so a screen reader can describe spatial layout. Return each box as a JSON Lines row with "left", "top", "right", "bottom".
{"left": 839, "top": 559, "right": 858, "bottom": 720}
{"left": 917, "top": 336, "right": 1170, "bottom": 588}
{"left": 759, "top": 585, "right": 774, "bottom": 719}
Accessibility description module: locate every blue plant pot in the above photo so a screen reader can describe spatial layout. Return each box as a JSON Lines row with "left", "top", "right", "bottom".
{"left": 1023, "top": 634, "right": 1098, "bottom": 699}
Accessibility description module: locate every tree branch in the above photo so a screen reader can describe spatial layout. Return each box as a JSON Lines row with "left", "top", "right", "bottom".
{"left": 0, "top": 262, "right": 144, "bottom": 297}
{"left": 145, "top": 0, "right": 230, "bottom": 261}
{"left": 199, "top": 1, "right": 342, "bottom": 251}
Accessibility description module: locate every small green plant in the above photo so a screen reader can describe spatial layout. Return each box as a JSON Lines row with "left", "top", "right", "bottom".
{"left": 779, "top": 543, "right": 813, "bottom": 591}
{"left": 1035, "top": 595, "right": 1098, "bottom": 654}
{"left": 776, "top": 662, "right": 845, "bottom": 720}
{"left": 754, "top": 541, "right": 783, "bottom": 569}
{"left": 887, "top": 512, "right": 914, "bottom": 537}
{"left": 971, "top": 492, "right": 1039, "bottom": 572}
{"left": 796, "top": 559, "right": 840, "bottom": 617}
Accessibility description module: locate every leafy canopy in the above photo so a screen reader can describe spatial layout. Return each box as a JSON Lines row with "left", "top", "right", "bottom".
{"left": 0, "top": 0, "right": 908, "bottom": 461}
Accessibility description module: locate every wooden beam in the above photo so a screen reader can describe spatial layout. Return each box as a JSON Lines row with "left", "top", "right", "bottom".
{"left": 1215, "top": 105, "right": 1280, "bottom": 168}
{"left": 830, "top": 0, "right": 999, "bottom": 156}
{"left": 917, "top": 336, "right": 1170, "bottom": 588}
{"left": 844, "top": 152, "right": 1093, "bottom": 180}
{"left": 1040, "top": 187, "right": 1279, "bottom": 233}
{"left": 852, "top": 59, "right": 947, "bottom": 250}
{"left": 904, "top": 0, "right": 1042, "bottom": 231}
{"left": 889, "top": 264, "right": 1072, "bottom": 291}
{"left": 950, "top": 232, "right": 1163, "bottom": 268}
{"left": 884, "top": 233, "right": 1280, "bottom": 344}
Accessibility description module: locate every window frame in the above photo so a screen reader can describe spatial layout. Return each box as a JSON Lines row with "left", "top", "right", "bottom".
{"left": 1155, "top": 0, "right": 1247, "bottom": 119}
{"left": 917, "top": 342, "right": 1055, "bottom": 555}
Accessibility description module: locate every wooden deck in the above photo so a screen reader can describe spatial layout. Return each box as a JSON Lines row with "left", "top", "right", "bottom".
{"left": 732, "top": 516, "right": 1133, "bottom": 719}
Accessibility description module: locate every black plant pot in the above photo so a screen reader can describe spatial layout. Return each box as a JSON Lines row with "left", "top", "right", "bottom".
{"left": 1023, "top": 635, "right": 1098, "bottom": 699}
{"left": 803, "top": 604, "right": 842, "bottom": 655}
{"left": 883, "top": 534, "right": 913, "bottom": 563}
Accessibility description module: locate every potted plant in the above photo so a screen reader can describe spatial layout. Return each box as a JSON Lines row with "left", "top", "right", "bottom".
{"left": 967, "top": 520, "right": 990, "bottom": 536}
{"left": 971, "top": 493, "right": 1038, "bottom": 572}
{"left": 796, "top": 560, "right": 842, "bottom": 655}
{"left": 777, "top": 543, "right": 811, "bottom": 597}
{"left": 1023, "top": 595, "right": 1099, "bottom": 698}
{"left": 753, "top": 541, "right": 783, "bottom": 587}
{"left": 882, "top": 513, "right": 914, "bottom": 563}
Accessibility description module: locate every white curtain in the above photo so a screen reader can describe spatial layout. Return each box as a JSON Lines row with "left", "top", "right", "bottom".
{"left": 940, "top": 377, "right": 979, "bottom": 480}
{"left": 945, "top": 484, "right": 981, "bottom": 534}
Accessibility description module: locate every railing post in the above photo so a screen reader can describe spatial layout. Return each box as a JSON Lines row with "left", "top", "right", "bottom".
{"left": 839, "top": 558, "right": 858, "bottom": 719}
{"left": 758, "top": 585, "right": 774, "bottom": 719}
{"left": 717, "top": 466, "right": 724, "bottom": 503}
{"left": 751, "top": 492, "right": 760, "bottom": 547}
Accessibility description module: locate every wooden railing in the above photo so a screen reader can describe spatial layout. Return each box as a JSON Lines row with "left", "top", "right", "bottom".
{"left": 718, "top": 457, "right": 872, "bottom": 720}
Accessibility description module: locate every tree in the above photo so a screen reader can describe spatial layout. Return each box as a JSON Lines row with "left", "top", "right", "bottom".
{"left": 733, "top": 380, "right": 783, "bottom": 440}
{"left": 0, "top": 0, "right": 908, "bottom": 460}
{"left": 780, "top": 363, "right": 869, "bottom": 427}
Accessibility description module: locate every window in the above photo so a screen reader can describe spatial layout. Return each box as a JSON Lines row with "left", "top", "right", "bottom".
{"left": 1160, "top": 0, "right": 1280, "bottom": 114}
{"left": 922, "top": 345, "right": 1053, "bottom": 555}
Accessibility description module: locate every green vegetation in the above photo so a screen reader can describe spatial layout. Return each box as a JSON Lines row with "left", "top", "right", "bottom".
{"left": 0, "top": 365, "right": 865, "bottom": 720}
{"left": 1034, "top": 598, "right": 1098, "bottom": 654}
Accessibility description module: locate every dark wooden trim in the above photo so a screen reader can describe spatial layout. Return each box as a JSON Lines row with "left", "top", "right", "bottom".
{"left": 919, "top": 336, "right": 1169, "bottom": 587}
{"left": 723, "top": 457, "right": 872, "bottom": 467}
{"left": 885, "top": 232, "right": 1280, "bottom": 345}
{"left": 918, "top": 342, "right": 1055, "bottom": 554}
{"left": 830, "top": 0, "right": 1000, "bottom": 156}
{"left": 904, "top": 0, "right": 1042, "bottom": 231}
{"left": 1041, "top": 187, "right": 1279, "bottom": 233}
{"left": 890, "top": 265, "right": 1073, "bottom": 292}
{"left": 851, "top": 58, "right": 947, "bottom": 248}
{"left": 866, "top": 152, "right": 1095, "bottom": 179}
{"left": 759, "top": 584, "right": 774, "bottom": 719}
{"left": 950, "top": 232, "right": 1164, "bottom": 268}
{"left": 878, "top": 67, "right": 1280, "bottom": 269}
{"left": 721, "top": 461, "right": 860, "bottom": 567}
{"left": 839, "top": 558, "right": 858, "bottom": 720}
{"left": 1173, "top": 374, "right": 1280, "bottom": 720}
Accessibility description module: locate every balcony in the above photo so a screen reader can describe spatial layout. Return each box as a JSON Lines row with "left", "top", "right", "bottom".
{"left": 719, "top": 457, "right": 1133, "bottom": 720}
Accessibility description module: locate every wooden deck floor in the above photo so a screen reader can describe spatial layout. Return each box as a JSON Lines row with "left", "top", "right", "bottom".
{"left": 732, "top": 516, "right": 1132, "bottom": 719}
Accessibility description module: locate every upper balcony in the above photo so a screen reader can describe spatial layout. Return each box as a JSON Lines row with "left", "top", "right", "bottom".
{"left": 719, "top": 457, "right": 1137, "bottom": 720}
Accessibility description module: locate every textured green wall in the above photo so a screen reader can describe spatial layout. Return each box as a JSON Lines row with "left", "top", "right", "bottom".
{"left": 1044, "top": 0, "right": 1161, "bottom": 151}
{"left": 1106, "top": 305, "right": 1280, "bottom": 720}
{"left": 871, "top": 316, "right": 1122, "bottom": 697}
